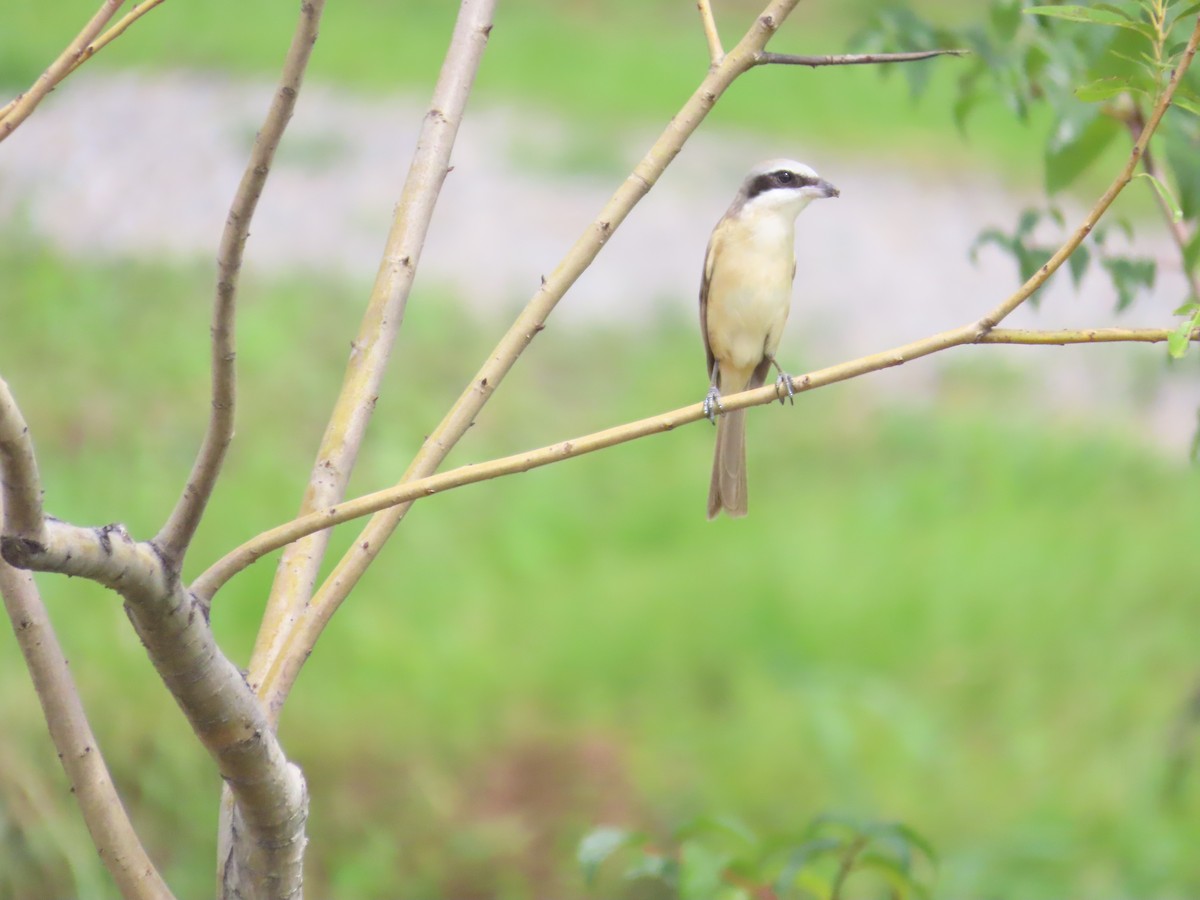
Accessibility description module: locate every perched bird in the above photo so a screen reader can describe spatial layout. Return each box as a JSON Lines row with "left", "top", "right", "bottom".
{"left": 700, "top": 159, "right": 839, "bottom": 519}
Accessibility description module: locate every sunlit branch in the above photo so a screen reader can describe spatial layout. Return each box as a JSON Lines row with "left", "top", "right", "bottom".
{"left": 192, "top": 325, "right": 1196, "bottom": 601}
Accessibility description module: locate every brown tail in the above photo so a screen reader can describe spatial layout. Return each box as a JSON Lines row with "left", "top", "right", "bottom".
{"left": 707, "top": 408, "right": 747, "bottom": 519}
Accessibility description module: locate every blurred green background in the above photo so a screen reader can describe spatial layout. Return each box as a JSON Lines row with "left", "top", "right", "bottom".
{"left": 2, "top": 1, "right": 1199, "bottom": 899}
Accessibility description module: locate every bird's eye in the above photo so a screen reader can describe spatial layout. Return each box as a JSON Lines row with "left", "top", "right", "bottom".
{"left": 775, "top": 170, "right": 795, "bottom": 184}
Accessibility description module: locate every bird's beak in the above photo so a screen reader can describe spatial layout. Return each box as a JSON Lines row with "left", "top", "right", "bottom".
{"left": 818, "top": 179, "right": 840, "bottom": 198}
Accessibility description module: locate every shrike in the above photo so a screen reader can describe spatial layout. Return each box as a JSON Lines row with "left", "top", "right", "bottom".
{"left": 700, "top": 159, "right": 839, "bottom": 519}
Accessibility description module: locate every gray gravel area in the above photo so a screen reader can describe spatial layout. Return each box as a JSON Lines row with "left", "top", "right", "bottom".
{"left": 2, "top": 71, "right": 1196, "bottom": 449}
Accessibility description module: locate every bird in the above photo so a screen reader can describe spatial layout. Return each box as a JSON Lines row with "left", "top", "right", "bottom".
{"left": 700, "top": 158, "right": 839, "bottom": 519}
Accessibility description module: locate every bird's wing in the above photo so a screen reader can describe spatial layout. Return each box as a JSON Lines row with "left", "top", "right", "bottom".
{"left": 700, "top": 227, "right": 722, "bottom": 384}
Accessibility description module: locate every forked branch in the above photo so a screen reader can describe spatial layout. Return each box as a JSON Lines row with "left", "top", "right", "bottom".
{"left": 249, "top": 0, "right": 498, "bottom": 722}
{"left": 0, "top": 0, "right": 122, "bottom": 141}
{"left": 697, "top": 0, "right": 725, "bottom": 64}
{"left": 156, "top": 0, "right": 328, "bottom": 568}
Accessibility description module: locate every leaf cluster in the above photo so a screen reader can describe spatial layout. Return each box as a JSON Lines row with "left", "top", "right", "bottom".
{"left": 854, "top": 0, "right": 1200, "bottom": 355}
{"left": 578, "top": 813, "right": 936, "bottom": 900}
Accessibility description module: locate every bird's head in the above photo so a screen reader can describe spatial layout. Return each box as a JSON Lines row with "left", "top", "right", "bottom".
{"left": 736, "top": 158, "right": 839, "bottom": 219}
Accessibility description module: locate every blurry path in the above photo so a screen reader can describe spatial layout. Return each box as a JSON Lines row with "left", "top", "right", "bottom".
{"left": 1, "top": 71, "right": 1196, "bottom": 449}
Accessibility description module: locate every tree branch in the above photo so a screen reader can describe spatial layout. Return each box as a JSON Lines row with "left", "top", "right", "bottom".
{"left": 1, "top": 378, "right": 172, "bottom": 898}
{"left": 0, "top": 561, "right": 174, "bottom": 900}
{"left": 0, "top": 377, "right": 44, "bottom": 541}
{"left": 248, "top": 0, "right": 498, "bottom": 721}
{"left": 754, "top": 49, "right": 967, "bottom": 67}
{"left": 251, "top": 0, "right": 811, "bottom": 723}
{"left": 191, "top": 324, "right": 1196, "bottom": 601}
{"left": 3, "top": 379, "right": 306, "bottom": 898}
{"left": 155, "top": 0, "right": 327, "bottom": 571}
{"left": 0, "top": 518, "right": 308, "bottom": 900}
{"left": 0, "top": 0, "right": 122, "bottom": 142}
{"left": 0, "top": 0, "right": 170, "bottom": 125}
{"left": 697, "top": 0, "right": 725, "bottom": 65}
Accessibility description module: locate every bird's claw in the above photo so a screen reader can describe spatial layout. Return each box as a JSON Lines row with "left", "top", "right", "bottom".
{"left": 775, "top": 372, "right": 795, "bottom": 406}
{"left": 703, "top": 386, "right": 724, "bottom": 424}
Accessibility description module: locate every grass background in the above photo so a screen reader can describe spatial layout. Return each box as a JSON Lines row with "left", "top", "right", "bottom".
{"left": 1, "top": 1, "right": 1199, "bottom": 898}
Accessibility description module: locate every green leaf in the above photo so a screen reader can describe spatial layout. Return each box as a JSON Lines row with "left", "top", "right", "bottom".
{"left": 775, "top": 837, "right": 847, "bottom": 893}
{"left": 1172, "top": 301, "right": 1200, "bottom": 316}
{"left": 1163, "top": 115, "right": 1200, "bottom": 220}
{"left": 1185, "top": 230, "right": 1200, "bottom": 275}
{"left": 990, "top": 0, "right": 1023, "bottom": 39}
{"left": 1134, "top": 172, "right": 1185, "bottom": 221}
{"left": 578, "top": 827, "right": 639, "bottom": 885}
{"left": 1172, "top": 85, "right": 1200, "bottom": 117}
{"left": 863, "top": 821, "right": 940, "bottom": 868}
{"left": 674, "top": 814, "right": 759, "bottom": 851}
{"left": 1025, "top": 4, "right": 1157, "bottom": 38}
{"left": 1075, "top": 76, "right": 1136, "bottom": 102}
{"left": 1045, "top": 104, "right": 1123, "bottom": 193}
{"left": 624, "top": 851, "right": 675, "bottom": 884}
{"left": 1168, "top": 320, "right": 1192, "bottom": 358}
{"left": 1068, "top": 242, "right": 1091, "bottom": 288}
{"left": 855, "top": 852, "right": 931, "bottom": 900}
{"left": 1102, "top": 256, "right": 1156, "bottom": 311}
{"left": 679, "top": 840, "right": 730, "bottom": 900}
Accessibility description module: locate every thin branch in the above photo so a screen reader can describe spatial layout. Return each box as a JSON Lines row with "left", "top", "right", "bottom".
{"left": 697, "top": 0, "right": 725, "bottom": 64}
{"left": 246, "top": 0, "right": 498, "bottom": 722}
{"left": 0, "top": 561, "right": 174, "bottom": 900}
{"left": 0, "top": 518, "right": 308, "bottom": 900}
{"left": 155, "top": 0, "right": 327, "bottom": 569}
{"left": 0, "top": 377, "right": 45, "bottom": 541}
{"left": 191, "top": 325, "right": 1196, "bottom": 601}
{"left": 0, "top": 0, "right": 170, "bottom": 125}
{"left": 978, "top": 326, "right": 1188, "bottom": 344}
{"left": 0, "top": 0, "right": 122, "bottom": 142}
{"left": 249, "top": 0, "right": 810, "bottom": 723}
{"left": 755, "top": 48, "right": 967, "bottom": 67}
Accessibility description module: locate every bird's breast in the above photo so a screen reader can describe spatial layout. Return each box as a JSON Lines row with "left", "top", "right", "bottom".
{"left": 705, "top": 216, "right": 797, "bottom": 381}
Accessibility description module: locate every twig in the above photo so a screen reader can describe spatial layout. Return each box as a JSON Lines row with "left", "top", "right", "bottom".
{"left": 246, "top": 0, "right": 498, "bottom": 722}
{"left": 0, "top": 0, "right": 122, "bottom": 142}
{"left": 0, "top": 0, "right": 171, "bottom": 124}
{"left": 755, "top": 49, "right": 967, "bottom": 67}
{"left": 191, "top": 325, "right": 1197, "bottom": 600}
{"left": 697, "top": 0, "right": 725, "bottom": 64}
{"left": 155, "top": 0, "right": 327, "bottom": 568}
{"left": 0, "top": 561, "right": 174, "bottom": 900}
{"left": 250, "top": 0, "right": 810, "bottom": 722}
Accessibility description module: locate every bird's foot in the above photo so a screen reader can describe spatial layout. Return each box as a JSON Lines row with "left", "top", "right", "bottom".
{"left": 703, "top": 385, "right": 724, "bottom": 424}
{"left": 774, "top": 371, "right": 795, "bottom": 405}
